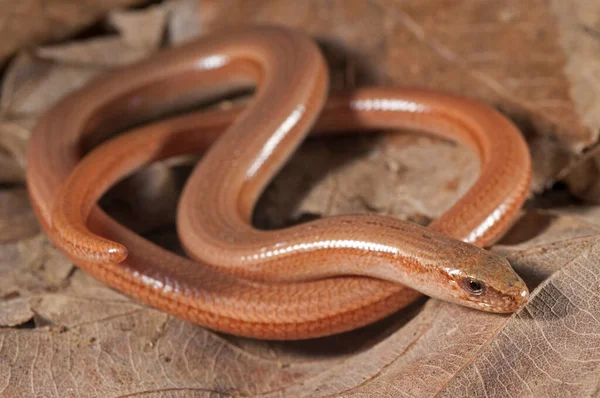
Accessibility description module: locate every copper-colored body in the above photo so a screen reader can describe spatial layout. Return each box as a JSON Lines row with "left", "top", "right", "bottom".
{"left": 27, "top": 27, "right": 531, "bottom": 340}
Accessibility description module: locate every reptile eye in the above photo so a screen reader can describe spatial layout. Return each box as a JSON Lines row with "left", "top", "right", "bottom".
{"left": 462, "top": 278, "right": 484, "bottom": 295}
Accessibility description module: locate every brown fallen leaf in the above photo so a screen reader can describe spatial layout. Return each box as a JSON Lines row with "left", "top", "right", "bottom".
{"left": 1, "top": 5, "right": 170, "bottom": 119}
{"left": 0, "top": 155, "right": 24, "bottom": 185}
{"left": 1, "top": 210, "right": 599, "bottom": 396}
{"left": 1, "top": 0, "right": 600, "bottom": 396}
{"left": 37, "top": 5, "right": 168, "bottom": 67}
{"left": 196, "top": 0, "right": 592, "bottom": 193}
{"left": 0, "top": 296, "right": 34, "bottom": 327}
{"left": 0, "top": 5, "right": 169, "bottom": 184}
{"left": 0, "top": 118, "right": 35, "bottom": 184}
{"left": 0, "top": 0, "right": 147, "bottom": 65}
{"left": 555, "top": 0, "right": 600, "bottom": 204}
{"left": 256, "top": 134, "right": 478, "bottom": 231}
{"left": 0, "top": 188, "right": 39, "bottom": 242}
{"left": 166, "top": 0, "right": 206, "bottom": 44}
{"left": 1, "top": 52, "right": 102, "bottom": 118}
{"left": 101, "top": 160, "right": 195, "bottom": 234}
{"left": 554, "top": 0, "right": 600, "bottom": 142}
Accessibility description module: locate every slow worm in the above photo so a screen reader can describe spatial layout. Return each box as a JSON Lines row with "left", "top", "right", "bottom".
{"left": 27, "top": 27, "right": 531, "bottom": 339}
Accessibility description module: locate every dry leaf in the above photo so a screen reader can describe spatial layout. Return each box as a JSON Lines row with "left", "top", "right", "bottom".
{"left": 0, "top": 118, "right": 35, "bottom": 184}
{"left": 37, "top": 5, "right": 168, "bottom": 67}
{"left": 0, "top": 155, "right": 25, "bottom": 184}
{"left": 1, "top": 0, "right": 600, "bottom": 396}
{"left": 1, "top": 52, "right": 102, "bottom": 118}
{"left": 0, "top": 0, "right": 147, "bottom": 65}
{"left": 0, "top": 296, "right": 34, "bottom": 327}
{"left": 1, "top": 211, "right": 600, "bottom": 396}
{"left": 554, "top": 0, "right": 600, "bottom": 203}
{"left": 194, "top": 0, "right": 592, "bottom": 193}
{"left": 256, "top": 134, "right": 478, "bottom": 230}
{"left": 0, "top": 5, "right": 170, "bottom": 186}
{"left": 1, "top": 5, "right": 169, "bottom": 118}
{"left": 109, "top": 5, "right": 167, "bottom": 50}
{"left": 0, "top": 188, "right": 39, "bottom": 242}
{"left": 553, "top": 0, "right": 600, "bottom": 140}
{"left": 166, "top": 0, "right": 206, "bottom": 44}
{"left": 101, "top": 161, "right": 194, "bottom": 234}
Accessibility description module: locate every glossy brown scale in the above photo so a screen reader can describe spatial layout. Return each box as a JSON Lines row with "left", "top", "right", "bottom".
{"left": 28, "top": 26, "right": 531, "bottom": 340}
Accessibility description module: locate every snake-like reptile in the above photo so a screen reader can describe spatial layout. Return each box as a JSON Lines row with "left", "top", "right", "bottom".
{"left": 27, "top": 27, "right": 531, "bottom": 339}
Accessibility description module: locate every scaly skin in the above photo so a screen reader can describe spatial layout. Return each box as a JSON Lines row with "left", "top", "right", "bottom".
{"left": 27, "top": 27, "right": 530, "bottom": 340}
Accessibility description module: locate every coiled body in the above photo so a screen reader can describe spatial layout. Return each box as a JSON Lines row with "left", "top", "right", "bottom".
{"left": 27, "top": 27, "right": 531, "bottom": 339}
